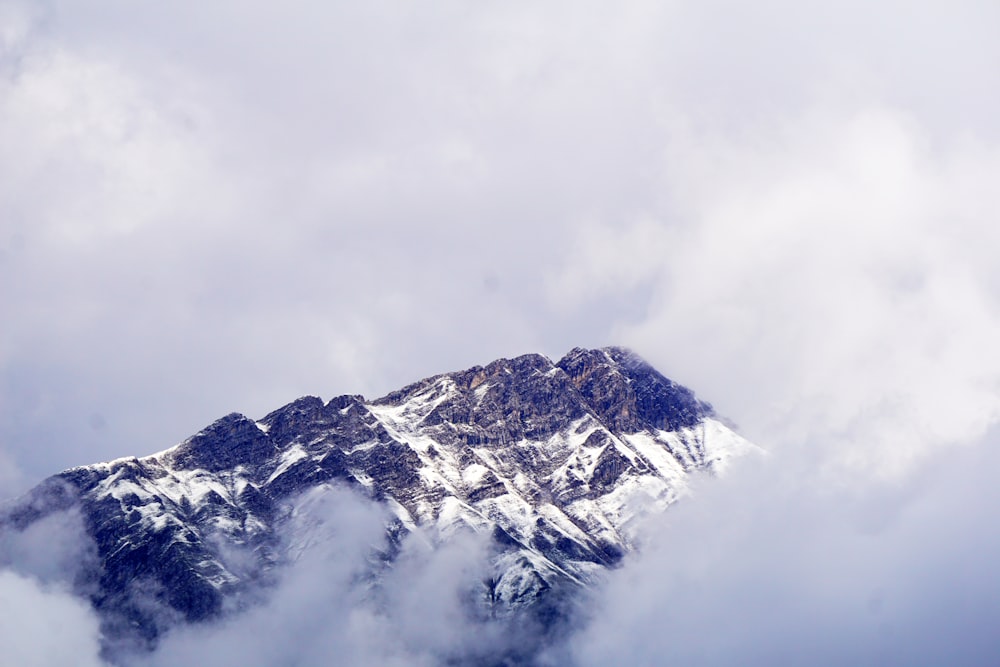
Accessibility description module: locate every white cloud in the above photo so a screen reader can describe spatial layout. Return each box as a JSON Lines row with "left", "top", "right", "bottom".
{"left": 0, "top": 506, "right": 96, "bottom": 586}
{"left": 0, "top": 504, "right": 107, "bottom": 665}
{"left": 0, "top": 571, "right": 106, "bottom": 667}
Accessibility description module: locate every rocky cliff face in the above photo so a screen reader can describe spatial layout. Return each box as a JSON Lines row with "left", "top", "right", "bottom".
{"left": 0, "top": 347, "right": 757, "bottom": 656}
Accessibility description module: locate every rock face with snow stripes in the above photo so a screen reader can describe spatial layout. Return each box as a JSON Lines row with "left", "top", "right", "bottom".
{"left": 0, "top": 346, "right": 756, "bottom": 653}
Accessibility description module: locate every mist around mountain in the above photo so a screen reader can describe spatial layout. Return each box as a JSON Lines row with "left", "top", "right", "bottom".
{"left": 3, "top": 348, "right": 1000, "bottom": 666}
{"left": 1, "top": 347, "right": 758, "bottom": 666}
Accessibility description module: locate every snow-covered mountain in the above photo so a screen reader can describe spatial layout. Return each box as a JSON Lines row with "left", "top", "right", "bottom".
{"left": 0, "top": 347, "right": 757, "bottom": 658}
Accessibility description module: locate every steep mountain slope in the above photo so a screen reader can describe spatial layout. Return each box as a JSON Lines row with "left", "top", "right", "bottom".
{"left": 0, "top": 347, "right": 757, "bottom": 656}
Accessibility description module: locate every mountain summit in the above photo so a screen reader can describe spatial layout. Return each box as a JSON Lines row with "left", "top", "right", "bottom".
{"left": 1, "top": 347, "right": 756, "bottom": 658}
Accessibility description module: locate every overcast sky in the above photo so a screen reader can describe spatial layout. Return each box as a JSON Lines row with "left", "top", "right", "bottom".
{"left": 2, "top": 1, "right": 1000, "bottom": 665}
{"left": 2, "top": 0, "right": 999, "bottom": 490}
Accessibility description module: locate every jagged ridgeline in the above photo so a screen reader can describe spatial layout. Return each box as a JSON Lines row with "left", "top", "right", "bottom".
{"left": 0, "top": 347, "right": 756, "bottom": 658}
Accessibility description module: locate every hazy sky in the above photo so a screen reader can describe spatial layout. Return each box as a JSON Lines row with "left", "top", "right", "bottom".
{"left": 2, "top": 2, "right": 1000, "bottom": 665}
{"left": 2, "top": 0, "right": 999, "bottom": 490}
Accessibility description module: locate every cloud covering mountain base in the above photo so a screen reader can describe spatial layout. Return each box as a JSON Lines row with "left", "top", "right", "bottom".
{"left": 127, "top": 486, "right": 572, "bottom": 667}
{"left": 567, "top": 436, "right": 1000, "bottom": 666}
{"left": 3, "top": 433, "right": 999, "bottom": 667}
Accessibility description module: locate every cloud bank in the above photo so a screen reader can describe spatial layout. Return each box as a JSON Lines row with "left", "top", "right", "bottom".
{"left": 565, "top": 431, "right": 1000, "bottom": 666}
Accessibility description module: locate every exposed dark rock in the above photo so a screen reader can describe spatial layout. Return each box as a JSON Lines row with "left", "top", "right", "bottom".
{"left": 558, "top": 346, "right": 712, "bottom": 432}
{"left": 589, "top": 445, "right": 634, "bottom": 495}
{"left": 168, "top": 413, "right": 276, "bottom": 473}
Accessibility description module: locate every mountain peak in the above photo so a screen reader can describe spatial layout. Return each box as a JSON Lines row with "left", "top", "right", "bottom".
{"left": 166, "top": 412, "right": 274, "bottom": 472}
{"left": 557, "top": 346, "right": 712, "bottom": 433}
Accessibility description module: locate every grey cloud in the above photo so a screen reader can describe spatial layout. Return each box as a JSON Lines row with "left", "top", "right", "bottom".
{"left": 0, "top": 570, "right": 107, "bottom": 667}
{"left": 0, "top": 506, "right": 106, "bottom": 666}
{"left": 3, "top": 0, "right": 999, "bottom": 484}
{"left": 0, "top": 505, "right": 96, "bottom": 586}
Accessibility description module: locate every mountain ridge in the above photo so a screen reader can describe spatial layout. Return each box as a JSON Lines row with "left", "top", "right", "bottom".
{"left": 0, "top": 346, "right": 758, "bottom": 661}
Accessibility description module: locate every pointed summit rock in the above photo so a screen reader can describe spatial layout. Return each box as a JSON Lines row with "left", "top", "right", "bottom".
{"left": 557, "top": 346, "right": 712, "bottom": 433}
